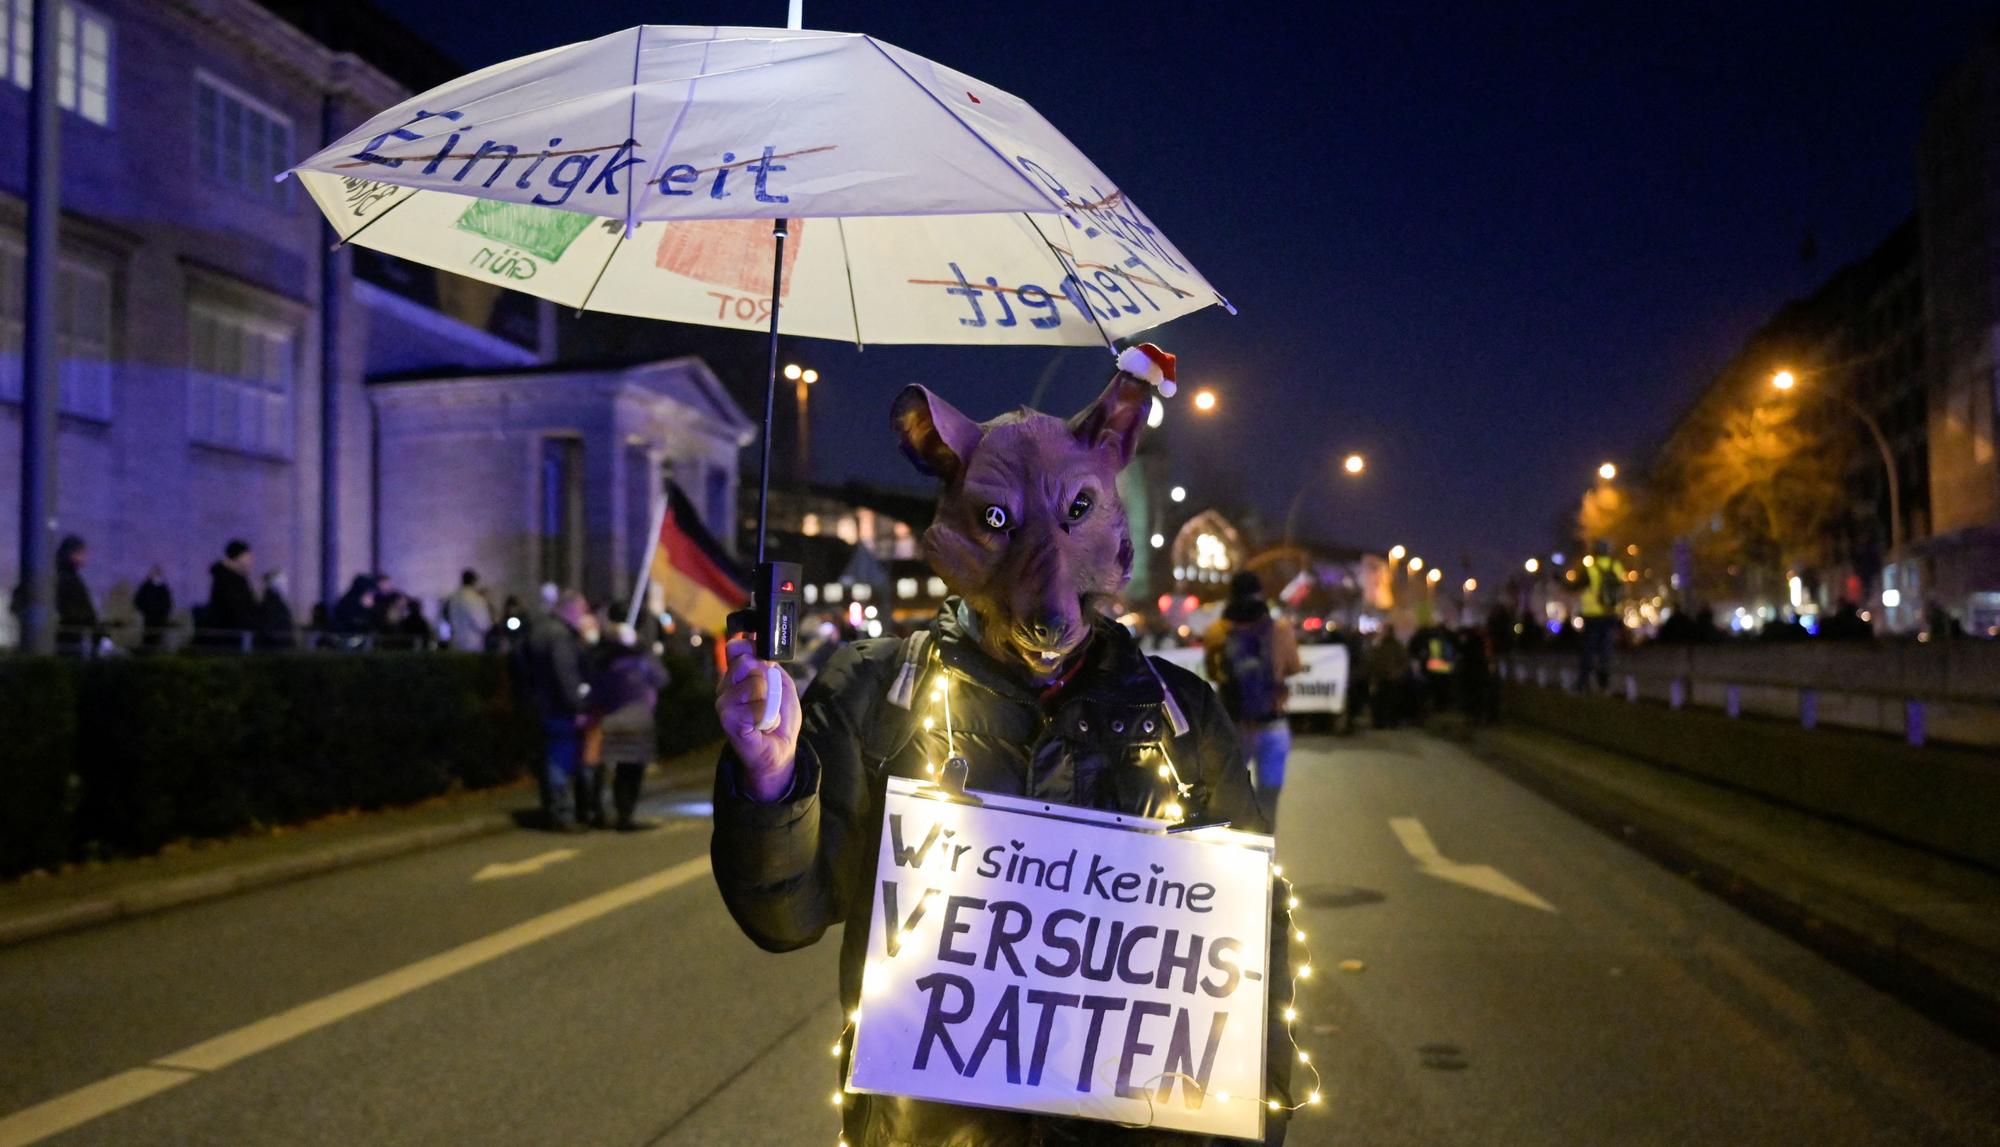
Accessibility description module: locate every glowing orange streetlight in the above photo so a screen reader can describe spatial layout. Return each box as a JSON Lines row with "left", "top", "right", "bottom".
{"left": 1192, "top": 388, "right": 1218, "bottom": 412}
{"left": 1343, "top": 453, "right": 1366, "bottom": 475}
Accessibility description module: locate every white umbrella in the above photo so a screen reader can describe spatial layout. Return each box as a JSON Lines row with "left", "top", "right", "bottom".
{"left": 285, "top": 22, "right": 1230, "bottom": 687}
{"left": 285, "top": 24, "right": 1230, "bottom": 348}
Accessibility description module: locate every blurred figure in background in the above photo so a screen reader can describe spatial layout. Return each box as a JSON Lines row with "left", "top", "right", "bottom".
{"left": 258, "top": 570, "right": 296, "bottom": 650}
{"left": 203, "top": 540, "right": 259, "bottom": 650}
{"left": 589, "top": 622, "right": 669, "bottom": 831}
{"left": 1368, "top": 629, "right": 1409, "bottom": 729}
{"left": 1205, "top": 571, "right": 1302, "bottom": 832}
{"left": 443, "top": 569, "right": 493, "bottom": 652}
{"left": 54, "top": 535, "right": 100, "bottom": 655}
{"left": 134, "top": 565, "right": 173, "bottom": 650}
{"left": 523, "top": 591, "right": 592, "bottom": 833}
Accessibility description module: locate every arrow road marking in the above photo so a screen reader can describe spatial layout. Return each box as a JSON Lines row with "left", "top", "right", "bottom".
{"left": 1389, "top": 817, "right": 1557, "bottom": 913}
{"left": 472, "top": 848, "right": 580, "bottom": 882}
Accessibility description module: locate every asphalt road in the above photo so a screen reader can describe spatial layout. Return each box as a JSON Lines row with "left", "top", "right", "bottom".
{"left": 1, "top": 732, "right": 1996, "bottom": 1146}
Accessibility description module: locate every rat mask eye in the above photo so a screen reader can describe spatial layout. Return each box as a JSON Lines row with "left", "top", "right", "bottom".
{"left": 983, "top": 505, "right": 1011, "bottom": 531}
{"left": 1067, "top": 491, "right": 1094, "bottom": 522}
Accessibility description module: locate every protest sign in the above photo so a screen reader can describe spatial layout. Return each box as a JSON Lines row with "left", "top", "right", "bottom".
{"left": 847, "top": 777, "right": 1273, "bottom": 1139}
{"left": 1153, "top": 642, "right": 1349, "bottom": 715}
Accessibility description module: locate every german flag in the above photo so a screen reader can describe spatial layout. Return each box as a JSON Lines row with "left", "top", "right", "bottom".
{"left": 648, "top": 483, "right": 748, "bottom": 633}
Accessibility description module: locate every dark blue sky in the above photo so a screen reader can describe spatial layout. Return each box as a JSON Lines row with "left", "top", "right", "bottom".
{"left": 392, "top": 0, "right": 1993, "bottom": 585}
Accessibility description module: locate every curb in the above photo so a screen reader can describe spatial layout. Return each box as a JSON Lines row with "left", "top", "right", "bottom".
{"left": 0, "top": 813, "right": 514, "bottom": 950}
{"left": 0, "top": 745, "right": 724, "bottom": 951}
{"left": 1468, "top": 724, "right": 2000, "bottom": 1053}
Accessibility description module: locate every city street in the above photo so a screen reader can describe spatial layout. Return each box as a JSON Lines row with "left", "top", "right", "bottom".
{"left": 2, "top": 734, "right": 1996, "bottom": 1147}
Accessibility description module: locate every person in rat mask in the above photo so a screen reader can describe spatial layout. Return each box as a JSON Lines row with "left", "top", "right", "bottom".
{"left": 713, "top": 347, "right": 1296, "bottom": 1146}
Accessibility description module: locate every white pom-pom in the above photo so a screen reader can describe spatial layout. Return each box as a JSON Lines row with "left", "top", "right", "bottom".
{"left": 1157, "top": 378, "right": 1177, "bottom": 397}
{"left": 1117, "top": 346, "right": 1159, "bottom": 383}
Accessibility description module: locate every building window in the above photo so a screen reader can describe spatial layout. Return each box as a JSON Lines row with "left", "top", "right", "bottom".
{"left": 927, "top": 576, "right": 947, "bottom": 598}
{"left": 539, "top": 436, "right": 583, "bottom": 590}
{"left": 0, "top": 237, "right": 112, "bottom": 421}
{"left": 801, "top": 512, "right": 820, "bottom": 536}
{"left": 187, "top": 302, "right": 293, "bottom": 456}
{"left": 895, "top": 577, "right": 919, "bottom": 600}
{"left": 2, "top": 0, "right": 113, "bottom": 125}
{"left": 823, "top": 583, "right": 843, "bottom": 603}
{"left": 196, "top": 71, "right": 291, "bottom": 208}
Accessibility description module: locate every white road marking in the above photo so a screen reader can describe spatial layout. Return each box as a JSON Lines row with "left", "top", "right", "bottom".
{"left": 1389, "top": 817, "right": 1556, "bottom": 913}
{"left": 472, "top": 847, "right": 581, "bottom": 882}
{"left": 0, "top": 856, "right": 711, "bottom": 1147}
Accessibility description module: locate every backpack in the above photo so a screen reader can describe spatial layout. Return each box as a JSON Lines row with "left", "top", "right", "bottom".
{"left": 1217, "top": 618, "right": 1282, "bottom": 723}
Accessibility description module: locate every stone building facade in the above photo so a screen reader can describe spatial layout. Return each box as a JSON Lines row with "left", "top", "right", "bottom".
{"left": 0, "top": 0, "right": 750, "bottom": 641}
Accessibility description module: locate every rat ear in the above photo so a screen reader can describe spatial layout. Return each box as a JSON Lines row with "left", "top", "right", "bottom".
{"left": 1068, "top": 368, "right": 1153, "bottom": 468}
{"left": 892, "top": 384, "right": 984, "bottom": 483}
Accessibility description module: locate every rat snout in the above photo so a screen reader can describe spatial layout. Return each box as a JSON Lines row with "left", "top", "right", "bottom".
{"left": 1020, "top": 613, "right": 1070, "bottom": 650}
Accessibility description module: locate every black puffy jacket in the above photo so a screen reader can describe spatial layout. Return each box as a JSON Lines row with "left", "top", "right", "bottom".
{"left": 712, "top": 605, "right": 1295, "bottom": 1146}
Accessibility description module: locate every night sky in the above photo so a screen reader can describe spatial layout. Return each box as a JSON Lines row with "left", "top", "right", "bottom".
{"left": 388, "top": 0, "right": 1993, "bottom": 587}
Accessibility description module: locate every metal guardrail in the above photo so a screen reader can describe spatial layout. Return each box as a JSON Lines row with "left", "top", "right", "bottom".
{"left": 5, "top": 620, "right": 451, "bottom": 657}
{"left": 1504, "top": 649, "right": 2000, "bottom": 750}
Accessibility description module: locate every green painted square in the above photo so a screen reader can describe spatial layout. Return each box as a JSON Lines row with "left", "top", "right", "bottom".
{"left": 453, "top": 200, "right": 594, "bottom": 262}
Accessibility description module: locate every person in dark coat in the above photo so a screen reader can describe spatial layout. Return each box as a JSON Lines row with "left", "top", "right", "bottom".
{"left": 588, "top": 623, "right": 669, "bottom": 830}
{"left": 202, "top": 539, "right": 259, "bottom": 650}
{"left": 713, "top": 372, "right": 1297, "bottom": 1146}
{"left": 330, "top": 575, "right": 379, "bottom": 648}
{"left": 523, "top": 592, "right": 593, "bottom": 832}
{"left": 134, "top": 565, "right": 173, "bottom": 650}
{"left": 51, "top": 535, "right": 100, "bottom": 655}
{"left": 257, "top": 570, "right": 297, "bottom": 650}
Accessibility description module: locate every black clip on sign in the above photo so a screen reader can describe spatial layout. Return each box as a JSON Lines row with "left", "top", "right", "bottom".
{"left": 727, "top": 561, "right": 802, "bottom": 733}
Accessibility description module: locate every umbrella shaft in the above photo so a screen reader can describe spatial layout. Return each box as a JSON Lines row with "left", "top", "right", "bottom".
{"left": 757, "top": 218, "right": 790, "bottom": 567}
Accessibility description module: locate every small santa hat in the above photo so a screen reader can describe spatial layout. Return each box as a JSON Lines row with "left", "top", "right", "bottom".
{"left": 1116, "top": 343, "right": 1178, "bottom": 397}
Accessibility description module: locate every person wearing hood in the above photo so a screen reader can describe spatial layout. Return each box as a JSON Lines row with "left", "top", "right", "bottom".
{"left": 203, "top": 540, "right": 259, "bottom": 650}
{"left": 134, "top": 565, "right": 173, "bottom": 650}
{"left": 330, "top": 574, "right": 380, "bottom": 646}
{"left": 1205, "top": 571, "right": 1303, "bottom": 831}
{"left": 258, "top": 569, "right": 297, "bottom": 650}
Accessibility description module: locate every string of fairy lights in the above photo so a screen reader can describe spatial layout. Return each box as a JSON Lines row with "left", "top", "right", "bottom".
{"left": 828, "top": 657, "right": 1324, "bottom": 1144}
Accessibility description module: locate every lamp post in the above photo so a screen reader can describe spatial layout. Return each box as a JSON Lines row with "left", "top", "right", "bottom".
{"left": 1282, "top": 452, "right": 1366, "bottom": 550}
{"left": 785, "top": 363, "right": 819, "bottom": 481}
{"left": 1772, "top": 367, "right": 1903, "bottom": 603}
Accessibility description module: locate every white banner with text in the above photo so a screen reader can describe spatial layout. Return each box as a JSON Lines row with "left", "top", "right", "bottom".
{"left": 846, "top": 777, "right": 1273, "bottom": 1139}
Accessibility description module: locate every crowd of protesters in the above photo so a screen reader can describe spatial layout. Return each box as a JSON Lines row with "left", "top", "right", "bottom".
{"left": 2, "top": 534, "right": 532, "bottom": 656}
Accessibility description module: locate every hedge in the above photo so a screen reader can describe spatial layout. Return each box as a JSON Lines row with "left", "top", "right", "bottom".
{"left": 1, "top": 649, "right": 729, "bottom": 879}
{"left": 2, "top": 653, "right": 539, "bottom": 878}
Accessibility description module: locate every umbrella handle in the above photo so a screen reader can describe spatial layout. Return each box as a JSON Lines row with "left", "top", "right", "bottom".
{"left": 757, "top": 665, "right": 784, "bottom": 732}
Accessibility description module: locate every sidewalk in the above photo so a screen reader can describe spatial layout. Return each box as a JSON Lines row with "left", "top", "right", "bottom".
{"left": 0, "top": 745, "right": 720, "bottom": 949}
{"left": 1465, "top": 718, "right": 2000, "bottom": 1045}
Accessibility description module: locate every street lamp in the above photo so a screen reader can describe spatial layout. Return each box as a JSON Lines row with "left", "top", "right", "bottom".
{"left": 1770, "top": 367, "right": 1902, "bottom": 592}
{"left": 1524, "top": 557, "right": 1540, "bottom": 574}
{"left": 1192, "top": 388, "right": 1218, "bottom": 413}
{"left": 1150, "top": 533, "right": 1165, "bottom": 549}
{"left": 1282, "top": 452, "right": 1368, "bottom": 548}
{"left": 1388, "top": 544, "right": 1406, "bottom": 563}
{"left": 1426, "top": 568, "right": 1442, "bottom": 585}
{"left": 1597, "top": 461, "right": 1618, "bottom": 482}
{"left": 1408, "top": 556, "right": 1424, "bottom": 573}
{"left": 1462, "top": 577, "right": 1478, "bottom": 594}
{"left": 1169, "top": 485, "right": 1187, "bottom": 503}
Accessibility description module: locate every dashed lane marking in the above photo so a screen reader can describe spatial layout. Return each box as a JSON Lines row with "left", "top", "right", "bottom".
{"left": 0, "top": 856, "right": 711, "bottom": 1147}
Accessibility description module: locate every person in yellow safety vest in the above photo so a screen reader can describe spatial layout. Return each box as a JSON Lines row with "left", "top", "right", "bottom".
{"left": 1577, "top": 539, "right": 1627, "bottom": 692}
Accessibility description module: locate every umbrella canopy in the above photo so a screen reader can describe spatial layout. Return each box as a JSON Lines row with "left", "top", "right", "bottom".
{"left": 286, "top": 25, "right": 1229, "bottom": 347}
